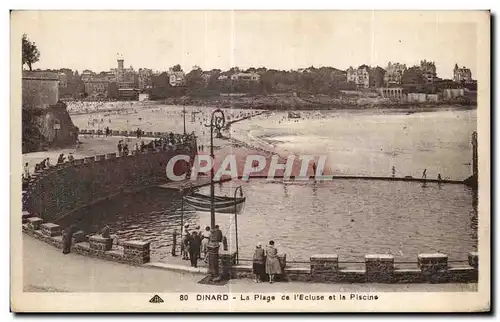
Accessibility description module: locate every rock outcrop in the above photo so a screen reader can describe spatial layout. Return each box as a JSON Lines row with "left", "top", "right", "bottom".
{"left": 22, "top": 101, "right": 79, "bottom": 153}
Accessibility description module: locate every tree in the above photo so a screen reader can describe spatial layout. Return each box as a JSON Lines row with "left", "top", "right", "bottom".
{"left": 171, "top": 64, "right": 182, "bottom": 72}
{"left": 185, "top": 68, "right": 204, "bottom": 93}
{"left": 22, "top": 34, "right": 40, "bottom": 71}
{"left": 402, "top": 66, "right": 425, "bottom": 86}
{"left": 369, "top": 66, "right": 386, "bottom": 88}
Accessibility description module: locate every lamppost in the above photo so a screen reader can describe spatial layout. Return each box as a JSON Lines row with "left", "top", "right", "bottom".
{"left": 206, "top": 108, "right": 225, "bottom": 278}
{"left": 234, "top": 186, "right": 243, "bottom": 264}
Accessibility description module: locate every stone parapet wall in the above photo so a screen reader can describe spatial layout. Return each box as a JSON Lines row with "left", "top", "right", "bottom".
{"left": 23, "top": 140, "right": 196, "bottom": 223}
{"left": 231, "top": 252, "right": 478, "bottom": 284}
{"left": 22, "top": 217, "right": 150, "bottom": 266}
{"left": 22, "top": 213, "right": 479, "bottom": 283}
{"left": 22, "top": 71, "right": 59, "bottom": 109}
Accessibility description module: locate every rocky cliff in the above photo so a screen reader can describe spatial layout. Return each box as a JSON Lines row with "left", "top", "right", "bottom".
{"left": 22, "top": 101, "right": 79, "bottom": 153}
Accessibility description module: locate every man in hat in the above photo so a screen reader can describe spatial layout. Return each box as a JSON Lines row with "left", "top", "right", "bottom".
{"left": 189, "top": 231, "right": 201, "bottom": 268}
{"left": 195, "top": 225, "right": 202, "bottom": 259}
{"left": 181, "top": 224, "right": 190, "bottom": 260}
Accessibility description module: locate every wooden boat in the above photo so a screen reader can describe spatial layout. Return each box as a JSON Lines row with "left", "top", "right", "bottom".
{"left": 288, "top": 111, "right": 301, "bottom": 119}
{"left": 183, "top": 193, "right": 246, "bottom": 214}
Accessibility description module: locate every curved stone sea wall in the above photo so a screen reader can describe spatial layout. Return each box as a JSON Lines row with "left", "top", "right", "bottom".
{"left": 23, "top": 135, "right": 197, "bottom": 223}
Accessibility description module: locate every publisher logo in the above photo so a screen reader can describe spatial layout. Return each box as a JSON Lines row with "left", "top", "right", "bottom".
{"left": 149, "top": 294, "right": 164, "bottom": 303}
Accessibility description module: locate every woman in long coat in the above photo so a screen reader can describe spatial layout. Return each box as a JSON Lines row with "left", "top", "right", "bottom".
{"left": 62, "top": 225, "right": 78, "bottom": 254}
{"left": 252, "top": 243, "right": 266, "bottom": 283}
{"left": 265, "top": 240, "right": 282, "bottom": 283}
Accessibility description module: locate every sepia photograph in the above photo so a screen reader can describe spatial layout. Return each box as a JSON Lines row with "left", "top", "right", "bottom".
{"left": 10, "top": 10, "right": 490, "bottom": 312}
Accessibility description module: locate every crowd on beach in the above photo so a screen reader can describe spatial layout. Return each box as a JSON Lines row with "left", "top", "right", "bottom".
{"left": 114, "top": 130, "right": 197, "bottom": 156}
{"left": 66, "top": 100, "right": 145, "bottom": 115}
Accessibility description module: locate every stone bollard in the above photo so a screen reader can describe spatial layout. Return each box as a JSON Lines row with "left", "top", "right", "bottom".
{"left": 27, "top": 217, "right": 43, "bottom": 230}
{"left": 207, "top": 241, "right": 220, "bottom": 277}
{"left": 72, "top": 230, "right": 86, "bottom": 243}
{"left": 219, "top": 250, "right": 237, "bottom": 279}
{"left": 22, "top": 211, "right": 33, "bottom": 224}
{"left": 417, "top": 253, "right": 448, "bottom": 283}
{"left": 365, "top": 254, "right": 394, "bottom": 283}
{"left": 310, "top": 254, "right": 338, "bottom": 282}
{"left": 84, "top": 156, "right": 95, "bottom": 164}
{"left": 73, "top": 159, "right": 84, "bottom": 166}
{"left": 468, "top": 252, "right": 478, "bottom": 269}
{"left": 41, "top": 223, "right": 62, "bottom": 237}
{"left": 89, "top": 235, "right": 113, "bottom": 251}
{"left": 123, "top": 240, "right": 151, "bottom": 265}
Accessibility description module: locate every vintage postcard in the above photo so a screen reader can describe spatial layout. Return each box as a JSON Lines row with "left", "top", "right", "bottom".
{"left": 10, "top": 10, "right": 490, "bottom": 312}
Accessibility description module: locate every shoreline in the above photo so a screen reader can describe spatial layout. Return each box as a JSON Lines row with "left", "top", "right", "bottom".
{"left": 64, "top": 98, "right": 476, "bottom": 117}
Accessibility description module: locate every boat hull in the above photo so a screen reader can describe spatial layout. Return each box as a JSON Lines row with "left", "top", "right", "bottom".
{"left": 183, "top": 194, "right": 246, "bottom": 214}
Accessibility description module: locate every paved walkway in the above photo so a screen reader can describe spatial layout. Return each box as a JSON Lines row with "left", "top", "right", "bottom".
{"left": 23, "top": 235, "right": 477, "bottom": 293}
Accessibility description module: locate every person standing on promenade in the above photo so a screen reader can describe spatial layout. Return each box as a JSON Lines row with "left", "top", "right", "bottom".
{"left": 62, "top": 225, "right": 78, "bottom": 254}
{"left": 265, "top": 240, "right": 282, "bottom": 284}
{"left": 189, "top": 231, "right": 201, "bottom": 268}
{"left": 201, "top": 226, "right": 211, "bottom": 262}
{"left": 99, "top": 225, "right": 111, "bottom": 238}
{"left": 181, "top": 224, "right": 190, "bottom": 260}
{"left": 23, "top": 162, "right": 30, "bottom": 180}
{"left": 195, "top": 225, "right": 202, "bottom": 259}
{"left": 212, "top": 225, "right": 223, "bottom": 243}
{"left": 57, "top": 154, "right": 65, "bottom": 164}
{"left": 123, "top": 143, "right": 129, "bottom": 156}
{"left": 392, "top": 166, "right": 396, "bottom": 178}
{"left": 252, "top": 243, "right": 266, "bottom": 283}
{"left": 422, "top": 169, "right": 427, "bottom": 179}
{"left": 117, "top": 140, "right": 123, "bottom": 154}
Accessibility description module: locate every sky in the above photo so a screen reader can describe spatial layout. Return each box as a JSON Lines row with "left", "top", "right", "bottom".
{"left": 13, "top": 11, "right": 481, "bottom": 79}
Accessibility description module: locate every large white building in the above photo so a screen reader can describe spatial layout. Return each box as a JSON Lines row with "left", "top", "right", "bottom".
{"left": 346, "top": 65, "right": 370, "bottom": 88}
{"left": 453, "top": 64, "right": 472, "bottom": 83}
{"left": 420, "top": 60, "right": 437, "bottom": 84}
{"left": 168, "top": 70, "right": 186, "bottom": 87}
{"left": 230, "top": 72, "right": 260, "bottom": 82}
{"left": 384, "top": 62, "right": 407, "bottom": 85}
